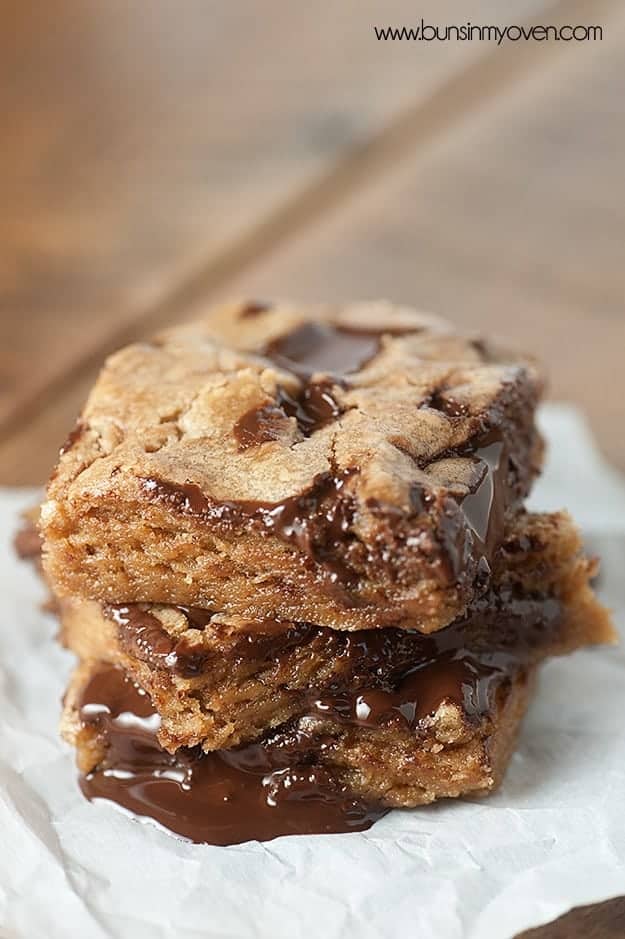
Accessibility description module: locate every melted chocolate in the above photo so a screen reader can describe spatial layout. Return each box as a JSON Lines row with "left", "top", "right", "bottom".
{"left": 175, "top": 606, "right": 215, "bottom": 630}
{"left": 307, "top": 586, "right": 558, "bottom": 731}
{"left": 461, "top": 439, "right": 506, "bottom": 553}
{"left": 78, "top": 583, "right": 561, "bottom": 845}
{"left": 108, "top": 605, "right": 175, "bottom": 666}
{"left": 233, "top": 378, "right": 344, "bottom": 451}
{"left": 234, "top": 402, "right": 290, "bottom": 449}
{"left": 264, "top": 322, "right": 383, "bottom": 379}
{"left": 78, "top": 666, "right": 386, "bottom": 845}
{"left": 142, "top": 469, "right": 358, "bottom": 583}
{"left": 433, "top": 432, "right": 511, "bottom": 582}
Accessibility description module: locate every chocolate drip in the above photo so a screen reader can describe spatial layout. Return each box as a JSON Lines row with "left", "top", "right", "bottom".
{"left": 461, "top": 439, "right": 507, "bottom": 553}
{"left": 77, "top": 583, "right": 560, "bottom": 845}
{"left": 78, "top": 666, "right": 386, "bottom": 845}
{"left": 435, "top": 433, "right": 511, "bottom": 582}
{"left": 142, "top": 469, "right": 358, "bottom": 582}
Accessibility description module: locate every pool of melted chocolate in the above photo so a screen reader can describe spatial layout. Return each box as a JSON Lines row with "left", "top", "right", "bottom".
{"left": 76, "top": 581, "right": 546, "bottom": 847}
{"left": 79, "top": 666, "right": 387, "bottom": 845}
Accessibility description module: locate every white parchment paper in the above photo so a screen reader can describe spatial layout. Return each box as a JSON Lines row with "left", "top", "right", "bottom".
{"left": 1, "top": 404, "right": 624, "bottom": 939}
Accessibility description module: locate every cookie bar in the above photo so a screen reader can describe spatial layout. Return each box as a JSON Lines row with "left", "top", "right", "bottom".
{"left": 58, "top": 512, "right": 615, "bottom": 754}
{"left": 42, "top": 301, "right": 543, "bottom": 632}
{"left": 61, "top": 653, "right": 537, "bottom": 845}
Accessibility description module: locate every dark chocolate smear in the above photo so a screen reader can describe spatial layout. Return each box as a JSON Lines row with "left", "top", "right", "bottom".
{"left": 234, "top": 380, "right": 344, "bottom": 450}
{"left": 234, "top": 402, "right": 289, "bottom": 450}
{"left": 307, "top": 585, "right": 559, "bottom": 730}
{"left": 107, "top": 604, "right": 316, "bottom": 679}
{"left": 78, "top": 666, "right": 386, "bottom": 845}
{"left": 78, "top": 585, "right": 561, "bottom": 844}
{"left": 435, "top": 432, "right": 510, "bottom": 583}
{"left": 461, "top": 438, "right": 507, "bottom": 552}
{"left": 142, "top": 469, "right": 358, "bottom": 583}
{"left": 107, "top": 605, "right": 175, "bottom": 667}
{"left": 309, "top": 654, "right": 508, "bottom": 731}
{"left": 264, "top": 321, "right": 385, "bottom": 380}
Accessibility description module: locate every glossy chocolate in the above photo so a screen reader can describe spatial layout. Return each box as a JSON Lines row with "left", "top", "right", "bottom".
{"left": 78, "top": 666, "right": 386, "bottom": 845}
{"left": 234, "top": 378, "right": 344, "bottom": 451}
{"left": 233, "top": 402, "right": 290, "bottom": 449}
{"left": 433, "top": 432, "right": 511, "bottom": 582}
{"left": 77, "top": 580, "right": 562, "bottom": 845}
{"left": 140, "top": 321, "right": 527, "bottom": 593}
{"left": 310, "top": 654, "right": 508, "bottom": 731}
{"left": 142, "top": 469, "right": 358, "bottom": 582}
{"left": 107, "top": 603, "right": 315, "bottom": 679}
{"left": 107, "top": 581, "right": 560, "bottom": 695}
{"left": 264, "top": 321, "right": 382, "bottom": 379}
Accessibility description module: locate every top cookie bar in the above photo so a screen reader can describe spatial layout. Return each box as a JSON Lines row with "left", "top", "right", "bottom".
{"left": 41, "top": 300, "right": 543, "bottom": 632}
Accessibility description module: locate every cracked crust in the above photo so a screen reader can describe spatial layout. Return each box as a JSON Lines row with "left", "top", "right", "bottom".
{"left": 42, "top": 300, "right": 543, "bottom": 632}
{"left": 58, "top": 511, "right": 615, "bottom": 754}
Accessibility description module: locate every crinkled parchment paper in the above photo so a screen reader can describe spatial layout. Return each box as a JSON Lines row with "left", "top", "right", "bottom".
{"left": 1, "top": 405, "right": 624, "bottom": 939}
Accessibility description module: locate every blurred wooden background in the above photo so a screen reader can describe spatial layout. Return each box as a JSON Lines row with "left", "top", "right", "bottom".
{"left": 1, "top": 0, "right": 624, "bottom": 933}
{"left": 1, "top": 0, "right": 625, "bottom": 486}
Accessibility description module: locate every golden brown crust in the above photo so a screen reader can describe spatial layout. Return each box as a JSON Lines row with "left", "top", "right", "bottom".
{"left": 41, "top": 300, "right": 543, "bottom": 632}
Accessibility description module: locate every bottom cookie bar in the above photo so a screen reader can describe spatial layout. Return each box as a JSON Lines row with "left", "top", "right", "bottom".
{"left": 61, "top": 654, "right": 537, "bottom": 845}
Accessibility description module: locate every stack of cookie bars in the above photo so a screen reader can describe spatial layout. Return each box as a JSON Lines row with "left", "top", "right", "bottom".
{"left": 39, "top": 301, "right": 614, "bottom": 842}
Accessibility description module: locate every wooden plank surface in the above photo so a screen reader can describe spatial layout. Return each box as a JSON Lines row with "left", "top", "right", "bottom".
{"left": 220, "top": 0, "right": 625, "bottom": 470}
{"left": 0, "top": 0, "right": 545, "bottom": 445}
{"left": 2, "top": 0, "right": 615, "bottom": 484}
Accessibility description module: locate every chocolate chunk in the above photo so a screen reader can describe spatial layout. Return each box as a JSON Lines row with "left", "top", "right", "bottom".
{"left": 107, "top": 605, "right": 175, "bottom": 666}
{"left": 264, "top": 322, "right": 383, "bottom": 379}
{"left": 234, "top": 402, "right": 289, "bottom": 450}
{"left": 141, "top": 469, "right": 359, "bottom": 582}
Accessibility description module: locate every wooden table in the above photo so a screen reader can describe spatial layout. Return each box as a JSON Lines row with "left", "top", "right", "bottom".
{"left": 1, "top": 2, "right": 624, "bottom": 934}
